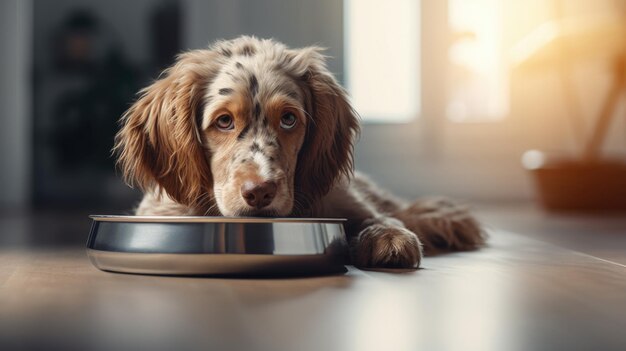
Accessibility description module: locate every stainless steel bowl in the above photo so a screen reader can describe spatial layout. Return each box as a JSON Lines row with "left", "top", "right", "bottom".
{"left": 86, "top": 215, "right": 348, "bottom": 276}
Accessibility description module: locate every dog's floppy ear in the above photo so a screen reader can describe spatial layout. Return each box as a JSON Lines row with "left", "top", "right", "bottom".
{"left": 288, "top": 47, "right": 360, "bottom": 209}
{"left": 114, "top": 49, "right": 222, "bottom": 208}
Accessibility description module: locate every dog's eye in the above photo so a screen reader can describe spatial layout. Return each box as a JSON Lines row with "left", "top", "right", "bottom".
{"left": 280, "top": 113, "right": 297, "bottom": 129}
{"left": 215, "top": 115, "right": 234, "bottom": 130}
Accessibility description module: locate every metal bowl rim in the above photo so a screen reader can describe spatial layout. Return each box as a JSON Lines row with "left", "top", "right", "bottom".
{"left": 89, "top": 215, "right": 347, "bottom": 224}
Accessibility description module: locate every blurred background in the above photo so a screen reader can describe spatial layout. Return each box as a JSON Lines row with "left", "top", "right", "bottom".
{"left": 2, "top": 3, "right": 626, "bottom": 350}
{"left": 1, "top": 0, "right": 625, "bottom": 248}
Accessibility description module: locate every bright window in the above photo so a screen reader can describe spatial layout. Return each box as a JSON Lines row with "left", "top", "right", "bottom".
{"left": 447, "top": 0, "right": 509, "bottom": 122}
{"left": 344, "top": 0, "right": 420, "bottom": 122}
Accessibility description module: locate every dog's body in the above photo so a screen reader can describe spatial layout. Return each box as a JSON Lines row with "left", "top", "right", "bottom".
{"left": 116, "top": 36, "right": 484, "bottom": 269}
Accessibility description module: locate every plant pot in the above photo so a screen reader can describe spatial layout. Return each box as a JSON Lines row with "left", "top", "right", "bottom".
{"left": 522, "top": 150, "right": 626, "bottom": 211}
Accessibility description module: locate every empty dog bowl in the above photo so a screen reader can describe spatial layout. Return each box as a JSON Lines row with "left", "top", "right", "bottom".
{"left": 86, "top": 215, "right": 348, "bottom": 276}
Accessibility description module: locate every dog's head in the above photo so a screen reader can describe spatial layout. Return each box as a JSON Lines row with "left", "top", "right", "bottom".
{"left": 115, "top": 36, "right": 359, "bottom": 216}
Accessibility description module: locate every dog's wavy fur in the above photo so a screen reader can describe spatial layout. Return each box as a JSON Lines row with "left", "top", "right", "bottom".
{"left": 114, "top": 36, "right": 485, "bottom": 269}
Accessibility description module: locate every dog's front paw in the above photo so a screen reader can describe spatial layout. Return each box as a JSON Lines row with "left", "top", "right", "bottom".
{"left": 354, "top": 224, "right": 423, "bottom": 269}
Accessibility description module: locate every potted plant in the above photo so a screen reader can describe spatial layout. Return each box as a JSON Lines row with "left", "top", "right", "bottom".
{"left": 513, "top": 14, "right": 626, "bottom": 211}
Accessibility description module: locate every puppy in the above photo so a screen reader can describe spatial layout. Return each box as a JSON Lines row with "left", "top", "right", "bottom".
{"left": 114, "top": 36, "right": 484, "bottom": 269}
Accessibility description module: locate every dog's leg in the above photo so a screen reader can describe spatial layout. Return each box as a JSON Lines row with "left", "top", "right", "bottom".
{"left": 320, "top": 175, "right": 423, "bottom": 269}
{"left": 347, "top": 173, "right": 485, "bottom": 255}
{"left": 135, "top": 189, "right": 199, "bottom": 216}
{"left": 392, "top": 197, "right": 485, "bottom": 255}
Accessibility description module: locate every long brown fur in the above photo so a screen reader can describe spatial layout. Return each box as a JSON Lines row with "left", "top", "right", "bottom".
{"left": 114, "top": 50, "right": 221, "bottom": 209}
{"left": 290, "top": 48, "right": 360, "bottom": 213}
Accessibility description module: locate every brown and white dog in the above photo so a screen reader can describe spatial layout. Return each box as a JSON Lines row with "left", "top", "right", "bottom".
{"left": 114, "top": 36, "right": 484, "bottom": 269}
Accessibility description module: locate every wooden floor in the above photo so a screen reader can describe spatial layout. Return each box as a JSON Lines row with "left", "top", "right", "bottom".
{"left": 1, "top": 203, "right": 625, "bottom": 351}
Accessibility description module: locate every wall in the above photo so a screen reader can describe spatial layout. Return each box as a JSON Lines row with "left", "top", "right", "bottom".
{"left": 183, "top": 0, "right": 344, "bottom": 78}
{"left": 0, "top": 0, "right": 32, "bottom": 208}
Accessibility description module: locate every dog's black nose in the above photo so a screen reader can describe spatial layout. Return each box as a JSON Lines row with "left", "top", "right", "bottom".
{"left": 241, "top": 181, "right": 277, "bottom": 209}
